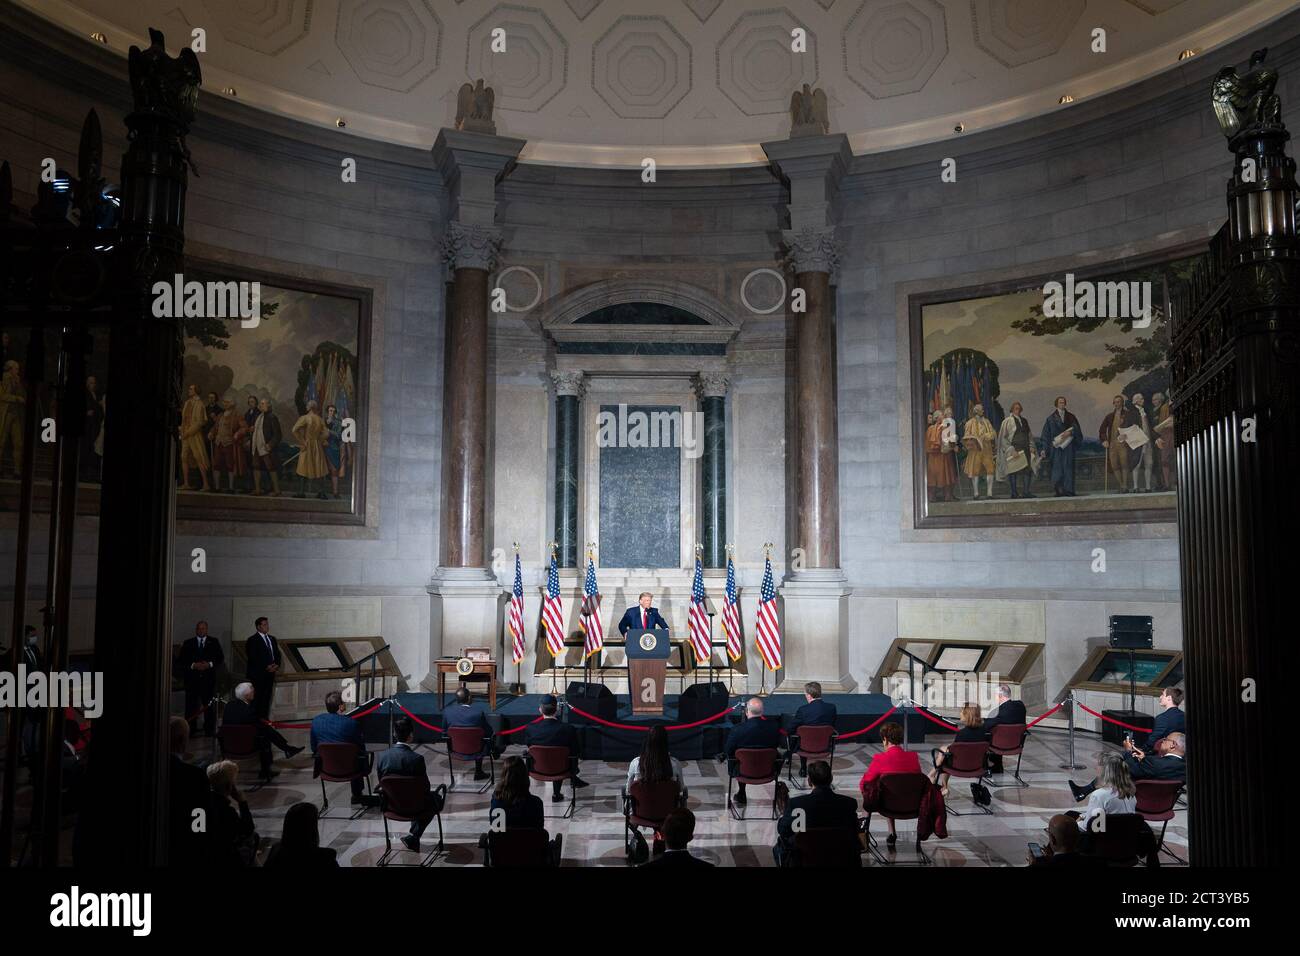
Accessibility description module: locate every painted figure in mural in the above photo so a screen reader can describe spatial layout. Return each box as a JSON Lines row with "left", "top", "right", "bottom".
{"left": 323, "top": 403, "right": 348, "bottom": 500}
{"left": 1152, "top": 391, "right": 1175, "bottom": 491}
{"left": 179, "top": 383, "right": 212, "bottom": 492}
{"left": 210, "top": 399, "right": 242, "bottom": 492}
{"left": 962, "top": 403, "right": 996, "bottom": 500}
{"left": 0, "top": 359, "right": 25, "bottom": 478}
{"left": 995, "top": 401, "right": 1035, "bottom": 499}
{"left": 925, "top": 410, "right": 957, "bottom": 502}
{"left": 241, "top": 394, "right": 259, "bottom": 492}
{"left": 1099, "top": 394, "right": 1139, "bottom": 493}
{"left": 1129, "top": 392, "right": 1154, "bottom": 493}
{"left": 1040, "top": 395, "right": 1080, "bottom": 497}
{"left": 251, "top": 398, "right": 282, "bottom": 497}
{"left": 292, "top": 399, "right": 329, "bottom": 500}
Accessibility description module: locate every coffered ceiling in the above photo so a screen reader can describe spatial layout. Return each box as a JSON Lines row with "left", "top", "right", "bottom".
{"left": 16, "top": 0, "right": 1295, "bottom": 166}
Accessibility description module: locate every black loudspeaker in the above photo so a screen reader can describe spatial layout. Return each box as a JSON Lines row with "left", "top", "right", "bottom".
{"left": 1109, "top": 614, "right": 1154, "bottom": 649}
{"left": 678, "top": 682, "right": 730, "bottom": 725}
{"left": 564, "top": 682, "right": 617, "bottom": 722}
{"left": 1100, "top": 710, "right": 1154, "bottom": 745}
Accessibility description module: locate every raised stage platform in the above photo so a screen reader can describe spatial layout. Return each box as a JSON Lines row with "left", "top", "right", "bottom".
{"left": 350, "top": 691, "right": 936, "bottom": 761}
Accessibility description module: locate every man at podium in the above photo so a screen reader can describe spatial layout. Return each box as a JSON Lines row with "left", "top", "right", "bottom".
{"left": 618, "top": 592, "right": 669, "bottom": 636}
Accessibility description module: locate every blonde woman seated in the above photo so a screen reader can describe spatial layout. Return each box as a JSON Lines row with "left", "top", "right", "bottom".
{"left": 928, "top": 703, "right": 986, "bottom": 796}
{"left": 1073, "top": 751, "right": 1136, "bottom": 831}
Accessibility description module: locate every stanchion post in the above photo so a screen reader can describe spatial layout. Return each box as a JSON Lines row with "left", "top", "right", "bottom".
{"left": 1058, "top": 692, "right": 1085, "bottom": 770}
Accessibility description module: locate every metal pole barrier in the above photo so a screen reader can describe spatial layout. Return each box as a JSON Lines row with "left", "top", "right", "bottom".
{"left": 1058, "top": 692, "right": 1085, "bottom": 770}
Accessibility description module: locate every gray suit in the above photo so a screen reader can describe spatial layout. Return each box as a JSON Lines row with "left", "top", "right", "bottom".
{"left": 377, "top": 742, "right": 444, "bottom": 839}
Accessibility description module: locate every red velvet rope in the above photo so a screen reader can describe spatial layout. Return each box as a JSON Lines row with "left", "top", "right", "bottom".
{"left": 913, "top": 706, "right": 960, "bottom": 731}
{"left": 831, "top": 705, "right": 898, "bottom": 740}
{"left": 1075, "top": 701, "right": 1150, "bottom": 733}
{"left": 1027, "top": 700, "right": 1065, "bottom": 727}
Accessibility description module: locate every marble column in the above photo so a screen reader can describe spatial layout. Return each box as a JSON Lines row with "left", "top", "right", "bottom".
{"left": 695, "top": 372, "right": 729, "bottom": 569}
{"left": 551, "top": 370, "right": 584, "bottom": 568}
{"left": 440, "top": 222, "right": 500, "bottom": 568}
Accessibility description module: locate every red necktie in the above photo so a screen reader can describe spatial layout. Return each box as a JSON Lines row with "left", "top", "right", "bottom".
{"left": 642, "top": 610, "right": 647, "bottom": 629}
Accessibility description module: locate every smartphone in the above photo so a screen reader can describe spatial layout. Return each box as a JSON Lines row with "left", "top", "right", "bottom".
{"left": 1028, "top": 842, "right": 1046, "bottom": 861}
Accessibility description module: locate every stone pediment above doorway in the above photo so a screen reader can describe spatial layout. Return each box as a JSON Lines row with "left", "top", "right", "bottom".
{"left": 542, "top": 278, "right": 740, "bottom": 349}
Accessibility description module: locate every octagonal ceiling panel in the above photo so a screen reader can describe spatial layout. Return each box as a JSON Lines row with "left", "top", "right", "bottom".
{"left": 465, "top": 4, "right": 568, "bottom": 112}
{"left": 717, "top": 8, "right": 819, "bottom": 116}
{"left": 15, "top": 0, "right": 1288, "bottom": 165}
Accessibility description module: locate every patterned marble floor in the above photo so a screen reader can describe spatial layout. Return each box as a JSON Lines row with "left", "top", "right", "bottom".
{"left": 202, "top": 724, "right": 1188, "bottom": 867}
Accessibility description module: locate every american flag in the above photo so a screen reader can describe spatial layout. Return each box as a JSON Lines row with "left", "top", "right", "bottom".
{"left": 541, "top": 554, "right": 566, "bottom": 657}
{"left": 754, "top": 555, "right": 782, "bottom": 670}
{"left": 508, "top": 553, "right": 525, "bottom": 665}
{"left": 687, "top": 557, "right": 712, "bottom": 664}
{"left": 722, "top": 555, "right": 742, "bottom": 661}
{"left": 580, "top": 556, "right": 605, "bottom": 659}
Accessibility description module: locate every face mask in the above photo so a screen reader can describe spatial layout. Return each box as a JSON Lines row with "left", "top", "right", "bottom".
{"left": 25, "top": 633, "right": 38, "bottom": 646}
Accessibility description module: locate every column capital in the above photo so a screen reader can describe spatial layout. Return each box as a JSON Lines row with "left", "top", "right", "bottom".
{"left": 782, "top": 226, "right": 839, "bottom": 276}
{"left": 441, "top": 222, "right": 502, "bottom": 272}
{"left": 550, "top": 369, "right": 587, "bottom": 397}
{"left": 693, "top": 371, "right": 730, "bottom": 399}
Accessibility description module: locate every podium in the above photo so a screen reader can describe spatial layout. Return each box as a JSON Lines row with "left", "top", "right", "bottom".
{"left": 625, "top": 629, "right": 671, "bottom": 716}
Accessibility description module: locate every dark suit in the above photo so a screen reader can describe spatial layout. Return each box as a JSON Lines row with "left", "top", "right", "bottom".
{"left": 310, "top": 711, "right": 369, "bottom": 797}
{"left": 244, "top": 631, "right": 281, "bottom": 719}
{"left": 1146, "top": 707, "right": 1184, "bottom": 749}
{"left": 790, "top": 697, "right": 837, "bottom": 774}
{"left": 724, "top": 716, "right": 783, "bottom": 795}
{"left": 642, "top": 849, "right": 714, "bottom": 868}
{"left": 178, "top": 634, "right": 224, "bottom": 736}
{"left": 442, "top": 701, "right": 493, "bottom": 773}
{"left": 222, "top": 695, "right": 290, "bottom": 776}
{"left": 1125, "top": 752, "right": 1185, "bottom": 782}
{"left": 525, "top": 716, "right": 581, "bottom": 794}
{"left": 617, "top": 605, "right": 669, "bottom": 636}
{"left": 377, "top": 741, "right": 444, "bottom": 839}
{"left": 490, "top": 794, "right": 545, "bottom": 830}
{"left": 983, "top": 698, "right": 1027, "bottom": 771}
{"left": 774, "top": 785, "right": 860, "bottom": 866}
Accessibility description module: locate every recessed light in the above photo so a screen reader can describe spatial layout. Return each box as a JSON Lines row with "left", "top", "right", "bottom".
{"left": 335, "top": 117, "right": 347, "bottom": 128}
{"left": 953, "top": 123, "right": 965, "bottom": 133}
{"left": 90, "top": 32, "right": 107, "bottom": 44}
{"left": 1059, "top": 94, "right": 1075, "bottom": 104}
{"left": 222, "top": 87, "right": 237, "bottom": 97}
{"left": 1178, "top": 49, "right": 1199, "bottom": 61}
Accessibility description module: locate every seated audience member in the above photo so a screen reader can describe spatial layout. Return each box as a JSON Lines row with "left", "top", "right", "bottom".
{"left": 1028, "top": 814, "right": 1095, "bottom": 867}
{"left": 1074, "top": 751, "right": 1136, "bottom": 832}
{"left": 222, "top": 681, "right": 303, "bottom": 781}
{"left": 169, "top": 716, "right": 211, "bottom": 868}
{"left": 773, "top": 760, "right": 860, "bottom": 866}
{"left": 376, "top": 717, "right": 447, "bottom": 853}
{"left": 626, "top": 723, "right": 686, "bottom": 799}
{"left": 790, "top": 681, "right": 837, "bottom": 778}
{"left": 982, "top": 683, "right": 1026, "bottom": 773}
{"left": 441, "top": 687, "right": 494, "bottom": 781}
{"left": 524, "top": 694, "right": 589, "bottom": 801}
{"left": 1146, "top": 688, "right": 1185, "bottom": 749}
{"left": 310, "top": 690, "right": 374, "bottom": 806}
{"left": 264, "top": 802, "right": 338, "bottom": 868}
{"left": 859, "top": 721, "right": 923, "bottom": 846}
{"left": 206, "top": 759, "right": 258, "bottom": 866}
{"left": 490, "top": 756, "right": 545, "bottom": 830}
{"left": 722, "top": 697, "right": 783, "bottom": 806}
{"left": 929, "top": 702, "right": 986, "bottom": 795}
{"left": 1125, "top": 732, "right": 1186, "bottom": 782}
{"left": 642, "top": 808, "right": 713, "bottom": 868}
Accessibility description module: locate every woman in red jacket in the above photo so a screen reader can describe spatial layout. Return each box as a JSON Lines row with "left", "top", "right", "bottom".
{"left": 860, "top": 722, "right": 922, "bottom": 844}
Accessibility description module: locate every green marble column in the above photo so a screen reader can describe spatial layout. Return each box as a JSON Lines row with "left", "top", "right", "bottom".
{"left": 551, "top": 370, "right": 584, "bottom": 568}
{"left": 696, "top": 373, "right": 729, "bottom": 568}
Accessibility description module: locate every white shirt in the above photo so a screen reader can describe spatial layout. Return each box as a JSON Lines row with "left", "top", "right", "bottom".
{"left": 1078, "top": 787, "right": 1136, "bottom": 830}
{"left": 626, "top": 755, "right": 685, "bottom": 791}
{"left": 253, "top": 414, "right": 269, "bottom": 456}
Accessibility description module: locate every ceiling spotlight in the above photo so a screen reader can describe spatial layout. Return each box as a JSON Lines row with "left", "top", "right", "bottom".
{"left": 1059, "top": 94, "right": 1075, "bottom": 104}
{"left": 222, "top": 87, "right": 237, "bottom": 97}
{"left": 90, "top": 32, "right": 107, "bottom": 44}
{"left": 953, "top": 123, "right": 965, "bottom": 133}
{"left": 335, "top": 117, "right": 347, "bottom": 128}
{"left": 1178, "top": 49, "right": 1199, "bottom": 61}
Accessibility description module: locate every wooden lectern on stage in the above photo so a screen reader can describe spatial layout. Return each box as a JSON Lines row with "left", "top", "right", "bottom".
{"left": 625, "top": 628, "right": 671, "bottom": 716}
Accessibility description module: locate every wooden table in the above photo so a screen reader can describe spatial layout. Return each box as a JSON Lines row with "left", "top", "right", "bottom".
{"left": 436, "top": 658, "right": 497, "bottom": 711}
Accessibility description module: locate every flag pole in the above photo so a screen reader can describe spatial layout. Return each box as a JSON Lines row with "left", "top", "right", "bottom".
{"left": 725, "top": 543, "right": 736, "bottom": 697}
{"left": 547, "top": 540, "right": 558, "bottom": 695}
{"left": 758, "top": 542, "right": 772, "bottom": 698}
{"left": 510, "top": 542, "right": 524, "bottom": 697}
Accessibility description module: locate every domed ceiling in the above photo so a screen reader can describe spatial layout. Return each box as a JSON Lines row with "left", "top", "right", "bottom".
{"left": 18, "top": 0, "right": 1294, "bottom": 166}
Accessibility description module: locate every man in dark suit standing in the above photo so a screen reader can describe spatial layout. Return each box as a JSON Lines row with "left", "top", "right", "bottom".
{"left": 377, "top": 717, "right": 447, "bottom": 853}
{"left": 617, "top": 591, "right": 669, "bottom": 636}
{"left": 178, "top": 620, "right": 223, "bottom": 737}
{"left": 222, "top": 682, "right": 302, "bottom": 781}
{"left": 244, "top": 616, "right": 280, "bottom": 720}
{"left": 773, "top": 761, "right": 860, "bottom": 866}
{"left": 722, "top": 697, "right": 783, "bottom": 806}
{"left": 523, "top": 694, "right": 589, "bottom": 801}
{"left": 642, "top": 808, "right": 713, "bottom": 868}
{"left": 18, "top": 625, "right": 43, "bottom": 761}
{"left": 442, "top": 687, "right": 494, "bottom": 781}
{"left": 790, "top": 680, "right": 837, "bottom": 777}
{"left": 983, "top": 683, "right": 1026, "bottom": 773}
{"left": 1146, "top": 688, "right": 1185, "bottom": 749}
